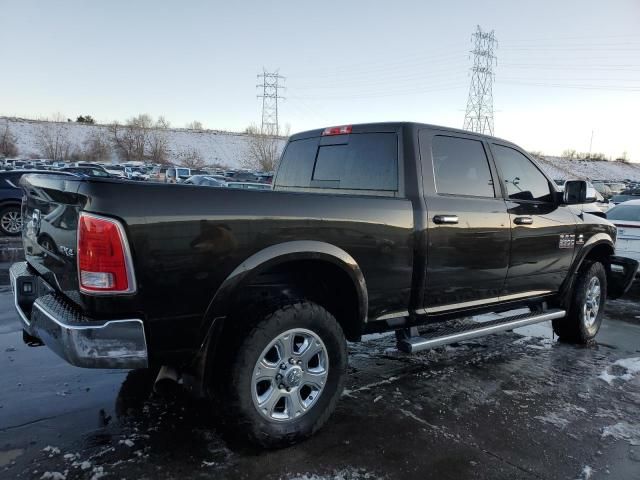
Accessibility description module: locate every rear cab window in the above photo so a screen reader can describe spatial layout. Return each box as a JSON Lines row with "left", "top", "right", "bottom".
{"left": 275, "top": 132, "right": 399, "bottom": 196}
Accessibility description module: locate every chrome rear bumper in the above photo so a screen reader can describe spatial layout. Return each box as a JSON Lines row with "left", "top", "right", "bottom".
{"left": 10, "top": 262, "right": 148, "bottom": 369}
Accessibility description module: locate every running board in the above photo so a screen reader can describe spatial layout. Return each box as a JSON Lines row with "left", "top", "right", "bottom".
{"left": 396, "top": 309, "right": 566, "bottom": 354}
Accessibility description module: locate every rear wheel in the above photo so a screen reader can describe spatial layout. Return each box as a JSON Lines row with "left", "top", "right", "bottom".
{"left": 214, "top": 301, "right": 347, "bottom": 448}
{"left": 0, "top": 205, "right": 22, "bottom": 236}
{"left": 553, "top": 261, "right": 607, "bottom": 343}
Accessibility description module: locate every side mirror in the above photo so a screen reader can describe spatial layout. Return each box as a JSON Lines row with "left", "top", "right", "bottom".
{"left": 563, "top": 180, "right": 597, "bottom": 204}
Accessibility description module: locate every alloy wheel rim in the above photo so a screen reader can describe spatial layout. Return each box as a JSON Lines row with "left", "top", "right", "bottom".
{"left": 583, "top": 276, "right": 601, "bottom": 328}
{"left": 251, "top": 328, "right": 329, "bottom": 423}
{"left": 1, "top": 211, "right": 22, "bottom": 234}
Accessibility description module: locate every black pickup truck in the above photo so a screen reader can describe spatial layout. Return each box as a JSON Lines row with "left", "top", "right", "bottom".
{"left": 10, "top": 122, "right": 638, "bottom": 447}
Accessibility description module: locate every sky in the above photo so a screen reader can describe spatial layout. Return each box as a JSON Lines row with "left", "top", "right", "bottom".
{"left": 1, "top": 0, "right": 639, "bottom": 160}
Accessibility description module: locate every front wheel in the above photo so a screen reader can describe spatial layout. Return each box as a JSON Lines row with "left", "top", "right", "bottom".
{"left": 553, "top": 261, "right": 607, "bottom": 343}
{"left": 216, "top": 301, "right": 347, "bottom": 448}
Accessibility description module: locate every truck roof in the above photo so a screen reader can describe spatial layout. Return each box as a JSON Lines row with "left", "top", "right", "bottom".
{"left": 289, "top": 122, "right": 517, "bottom": 147}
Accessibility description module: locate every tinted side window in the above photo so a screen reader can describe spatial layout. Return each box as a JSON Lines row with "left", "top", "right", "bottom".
{"left": 492, "top": 145, "right": 552, "bottom": 202}
{"left": 431, "top": 136, "right": 495, "bottom": 197}
{"left": 312, "top": 133, "right": 398, "bottom": 191}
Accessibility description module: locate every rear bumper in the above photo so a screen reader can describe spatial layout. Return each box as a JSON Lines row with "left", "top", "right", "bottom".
{"left": 9, "top": 261, "right": 148, "bottom": 369}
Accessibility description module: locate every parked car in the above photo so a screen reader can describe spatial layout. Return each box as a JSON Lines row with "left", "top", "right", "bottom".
{"left": 60, "top": 166, "right": 113, "bottom": 178}
{"left": 183, "top": 175, "right": 227, "bottom": 187}
{"left": 103, "top": 165, "right": 127, "bottom": 178}
{"left": 231, "top": 171, "right": 261, "bottom": 182}
{"left": 606, "top": 200, "right": 640, "bottom": 270}
{"left": 0, "top": 170, "right": 73, "bottom": 236}
{"left": 257, "top": 173, "right": 274, "bottom": 184}
{"left": 124, "top": 166, "right": 148, "bottom": 181}
{"left": 592, "top": 181, "right": 614, "bottom": 200}
{"left": 226, "top": 181, "right": 271, "bottom": 190}
{"left": 10, "top": 122, "right": 638, "bottom": 448}
{"left": 165, "top": 166, "right": 191, "bottom": 183}
{"left": 611, "top": 189, "right": 640, "bottom": 205}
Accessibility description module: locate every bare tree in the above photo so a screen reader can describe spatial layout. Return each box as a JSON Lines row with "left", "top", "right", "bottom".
{"left": 0, "top": 120, "right": 18, "bottom": 157}
{"left": 110, "top": 114, "right": 155, "bottom": 161}
{"left": 147, "top": 117, "right": 170, "bottom": 164}
{"left": 178, "top": 147, "right": 206, "bottom": 169}
{"left": 615, "top": 152, "right": 630, "bottom": 163}
{"left": 36, "top": 120, "right": 72, "bottom": 161}
{"left": 71, "top": 130, "right": 111, "bottom": 162}
{"left": 243, "top": 124, "right": 282, "bottom": 172}
{"left": 186, "top": 120, "right": 203, "bottom": 130}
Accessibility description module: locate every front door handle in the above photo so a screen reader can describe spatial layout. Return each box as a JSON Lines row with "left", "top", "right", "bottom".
{"left": 433, "top": 215, "right": 459, "bottom": 225}
{"left": 514, "top": 216, "right": 533, "bottom": 225}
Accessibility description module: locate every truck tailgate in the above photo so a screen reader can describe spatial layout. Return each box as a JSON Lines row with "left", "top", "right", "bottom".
{"left": 20, "top": 174, "right": 84, "bottom": 296}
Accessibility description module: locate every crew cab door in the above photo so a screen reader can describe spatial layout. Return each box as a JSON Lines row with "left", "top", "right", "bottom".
{"left": 418, "top": 130, "right": 511, "bottom": 312}
{"left": 489, "top": 143, "right": 577, "bottom": 294}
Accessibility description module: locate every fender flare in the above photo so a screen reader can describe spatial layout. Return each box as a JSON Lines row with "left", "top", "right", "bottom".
{"left": 200, "top": 240, "right": 368, "bottom": 339}
{"left": 559, "top": 233, "right": 615, "bottom": 306}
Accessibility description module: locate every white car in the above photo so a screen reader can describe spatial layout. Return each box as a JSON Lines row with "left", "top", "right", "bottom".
{"left": 607, "top": 199, "right": 640, "bottom": 270}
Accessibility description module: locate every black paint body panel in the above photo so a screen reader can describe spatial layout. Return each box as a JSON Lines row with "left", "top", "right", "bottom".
{"left": 18, "top": 122, "right": 621, "bottom": 364}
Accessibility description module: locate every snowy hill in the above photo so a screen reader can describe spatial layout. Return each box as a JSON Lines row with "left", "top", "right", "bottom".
{"left": 535, "top": 156, "right": 640, "bottom": 181}
{"left": 2, "top": 117, "right": 287, "bottom": 168}
{"left": 3, "top": 117, "right": 640, "bottom": 180}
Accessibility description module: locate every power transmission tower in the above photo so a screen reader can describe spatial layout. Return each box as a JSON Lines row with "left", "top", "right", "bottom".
{"left": 257, "top": 69, "right": 285, "bottom": 135}
{"left": 463, "top": 26, "right": 497, "bottom": 136}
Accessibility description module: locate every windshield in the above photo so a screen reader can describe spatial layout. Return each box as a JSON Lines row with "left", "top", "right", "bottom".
{"left": 607, "top": 204, "right": 640, "bottom": 222}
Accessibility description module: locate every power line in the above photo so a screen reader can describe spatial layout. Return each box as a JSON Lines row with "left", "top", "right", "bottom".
{"left": 257, "top": 69, "right": 285, "bottom": 135}
{"left": 463, "top": 25, "right": 497, "bottom": 136}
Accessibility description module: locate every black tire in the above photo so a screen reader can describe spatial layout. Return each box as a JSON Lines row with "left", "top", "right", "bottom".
{"left": 553, "top": 261, "right": 607, "bottom": 343}
{"left": 0, "top": 205, "right": 22, "bottom": 236}
{"left": 214, "top": 301, "right": 347, "bottom": 448}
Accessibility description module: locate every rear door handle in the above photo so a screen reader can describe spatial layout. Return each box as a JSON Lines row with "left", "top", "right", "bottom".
{"left": 433, "top": 215, "right": 459, "bottom": 225}
{"left": 514, "top": 216, "right": 533, "bottom": 225}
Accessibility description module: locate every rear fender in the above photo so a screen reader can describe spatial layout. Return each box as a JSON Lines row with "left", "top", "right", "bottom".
{"left": 199, "top": 240, "right": 368, "bottom": 344}
{"left": 192, "top": 241, "right": 368, "bottom": 393}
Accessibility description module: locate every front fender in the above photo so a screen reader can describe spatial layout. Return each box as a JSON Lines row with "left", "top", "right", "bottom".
{"left": 559, "top": 233, "right": 615, "bottom": 307}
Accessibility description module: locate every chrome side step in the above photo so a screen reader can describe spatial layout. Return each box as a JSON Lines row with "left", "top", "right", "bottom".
{"left": 396, "top": 309, "right": 566, "bottom": 354}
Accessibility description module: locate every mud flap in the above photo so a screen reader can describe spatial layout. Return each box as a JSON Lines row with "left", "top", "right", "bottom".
{"left": 608, "top": 256, "right": 639, "bottom": 299}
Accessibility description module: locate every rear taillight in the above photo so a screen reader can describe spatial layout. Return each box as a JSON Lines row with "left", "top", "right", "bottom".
{"left": 322, "top": 125, "right": 352, "bottom": 136}
{"left": 78, "top": 213, "right": 135, "bottom": 294}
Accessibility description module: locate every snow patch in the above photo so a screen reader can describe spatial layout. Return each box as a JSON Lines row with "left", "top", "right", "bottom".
{"left": 598, "top": 357, "right": 640, "bottom": 384}
{"left": 287, "top": 467, "right": 383, "bottom": 480}
{"left": 42, "top": 446, "right": 61, "bottom": 457}
{"left": 40, "top": 473, "right": 66, "bottom": 480}
{"left": 601, "top": 422, "right": 640, "bottom": 446}
{"left": 578, "top": 465, "right": 594, "bottom": 480}
{"left": 534, "top": 412, "right": 570, "bottom": 429}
